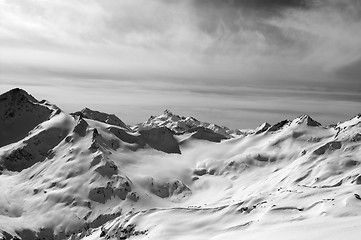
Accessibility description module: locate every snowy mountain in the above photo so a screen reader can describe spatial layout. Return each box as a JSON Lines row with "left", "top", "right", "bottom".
{"left": 0, "top": 88, "right": 60, "bottom": 148}
{"left": 0, "top": 88, "right": 361, "bottom": 240}
{"left": 134, "top": 109, "right": 247, "bottom": 139}
{"left": 72, "top": 108, "right": 130, "bottom": 131}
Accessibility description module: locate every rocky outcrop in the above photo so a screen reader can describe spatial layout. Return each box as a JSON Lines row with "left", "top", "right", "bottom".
{"left": 190, "top": 127, "right": 228, "bottom": 142}
{"left": 0, "top": 88, "right": 55, "bottom": 147}
{"left": 72, "top": 108, "right": 129, "bottom": 130}
{"left": 139, "top": 127, "right": 181, "bottom": 154}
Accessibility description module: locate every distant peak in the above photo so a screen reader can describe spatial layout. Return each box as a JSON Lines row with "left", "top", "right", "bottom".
{"left": 79, "top": 107, "right": 116, "bottom": 118}
{"left": 259, "top": 122, "right": 271, "bottom": 128}
{"left": 82, "top": 107, "right": 92, "bottom": 112}
{"left": 81, "top": 107, "right": 103, "bottom": 115}
{"left": 186, "top": 116, "right": 200, "bottom": 122}
{"left": 136, "top": 110, "right": 234, "bottom": 138}
{"left": 8, "top": 88, "right": 28, "bottom": 95}
{"left": 255, "top": 122, "right": 271, "bottom": 134}
{"left": 267, "top": 120, "right": 290, "bottom": 132}
{"left": 163, "top": 109, "right": 173, "bottom": 116}
{"left": 158, "top": 109, "right": 182, "bottom": 122}
{"left": 294, "top": 115, "right": 321, "bottom": 127}
{"left": 298, "top": 114, "right": 312, "bottom": 120}
{"left": 0, "top": 88, "right": 39, "bottom": 103}
{"left": 71, "top": 107, "right": 129, "bottom": 129}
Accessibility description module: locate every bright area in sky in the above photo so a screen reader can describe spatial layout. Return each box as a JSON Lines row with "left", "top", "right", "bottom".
{"left": 0, "top": 0, "right": 360, "bottom": 128}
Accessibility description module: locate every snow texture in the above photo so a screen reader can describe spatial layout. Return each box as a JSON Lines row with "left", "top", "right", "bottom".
{"left": 1, "top": 89, "right": 361, "bottom": 240}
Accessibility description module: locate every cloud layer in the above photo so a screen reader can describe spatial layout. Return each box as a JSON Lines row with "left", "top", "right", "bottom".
{"left": 0, "top": 0, "right": 360, "bottom": 128}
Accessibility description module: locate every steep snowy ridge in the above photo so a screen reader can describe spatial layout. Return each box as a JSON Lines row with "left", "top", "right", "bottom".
{"left": 334, "top": 114, "right": 361, "bottom": 141}
{"left": 0, "top": 88, "right": 60, "bottom": 148}
{"left": 0, "top": 88, "right": 361, "bottom": 240}
{"left": 0, "top": 111, "right": 74, "bottom": 172}
{"left": 72, "top": 108, "right": 130, "bottom": 130}
{"left": 254, "top": 122, "right": 271, "bottom": 134}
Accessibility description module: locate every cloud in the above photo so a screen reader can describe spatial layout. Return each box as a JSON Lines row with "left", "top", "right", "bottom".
{"left": 191, "top": 0, "right": 310, "bottom": 16}
{"left": 0, "top": 0, "right": 361, "bottom": 128}
{"left": 318, "top": 0, "right": 361, "bottom": 20}
{"left": 1, "top": 0, "right": 359, "bottom": 70}
{"left": 336, "top": 57, "right": 361, "bottom": 90}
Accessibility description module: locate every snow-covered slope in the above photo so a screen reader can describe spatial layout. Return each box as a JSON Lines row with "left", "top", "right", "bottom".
{"left": 1, "top": 88, "right": 361, "bottom": 240}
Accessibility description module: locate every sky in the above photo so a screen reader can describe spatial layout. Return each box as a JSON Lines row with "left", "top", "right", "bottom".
{"left": 0, "top": 0, "right": 360, "bottom": 129}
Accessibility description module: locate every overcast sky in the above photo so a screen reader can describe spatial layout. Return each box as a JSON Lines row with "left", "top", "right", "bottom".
{"left": 0, "top": 0, "right": 360, "bottom": 128}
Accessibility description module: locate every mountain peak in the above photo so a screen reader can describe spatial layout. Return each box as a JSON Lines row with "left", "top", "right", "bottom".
{"left": 71, "top": 108, "right": 129, "bottom": 130}
{"left": 0, "top": 88, "right": 39, "bottom": 104}
{"left": 336, "top": 113, "right": 361, "bottom": 130}
{"left": 255, "top": 122, "right": 271, "bottom": 134}
{"left": 135, "top": 110, "right": 234, "bottom": 139}
{"left": 293, "top": 114, "right": 321, "bottom": 127}
{"left": 6, "top": 88, "right": 30, "bottom": 96}
{"left": 0, "top": 88, "right": 57, "bottom": 148}
{"left": 267, "top": 119, "right": 290, "bottom": 132}
{"left": 159, "top": 109, "right": 182, "bottom": 122}
{"left": 163, "top": 109, "right": 173, "bottom": 116}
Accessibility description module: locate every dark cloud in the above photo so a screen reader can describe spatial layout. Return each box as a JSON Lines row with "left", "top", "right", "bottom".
{"left": 192, "top": 0, "right": 311, "bottom": 17}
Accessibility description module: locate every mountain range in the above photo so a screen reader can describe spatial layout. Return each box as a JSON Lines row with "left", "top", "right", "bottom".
{"left": 0, "top": 88, "right": 360, "bottom": 240}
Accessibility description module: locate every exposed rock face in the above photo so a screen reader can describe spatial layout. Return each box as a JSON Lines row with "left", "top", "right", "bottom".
{"left": 267, "top": 120, "right": 290, "bottom": 132}
{"left": 139, "top": 127, "right": 181, "bottom": 154}
{"left": 148, "top": 178, "right": 191, "bottom": 199}
{"left": 95, "top": 160, "right": 118, "bottom": 178}
{"left": 0, "top": 89, "right": 71, "bottom": 172}
{"left": 72, "top": 108, "right": 129, "bottom": 130}
{"left": 108, "top": 126, "right": 146, "bottom": 150}
{"left": 190, "top": 127, "right": 228, "bottom": 142}
{"left": 2, "top": 127, "right": 66, "bottom": 172}
{"left": 255, "top": 122, "right": 271, "bottom": 134}
{"left": 0, "top": 88, "right": 55, "bottom": 147}
{"left": 313, "top": 141, "right": 342, "bottom": 155}
{"left": 88, "top": 176, "right": 132, "bottom": 203}
{"left": 73, "top": 117, "right": 89, "bottom": 137}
